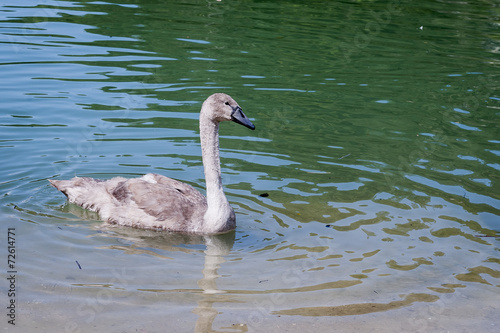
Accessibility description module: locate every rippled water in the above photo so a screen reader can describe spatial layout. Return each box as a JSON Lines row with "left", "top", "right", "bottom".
{"left": 1, "top": 0, "right": 499, "bottom": 332}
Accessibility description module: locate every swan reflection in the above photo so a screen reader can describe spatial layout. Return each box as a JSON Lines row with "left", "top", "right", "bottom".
{"left": 95, "top": 225, "right": 244, "bottom": 332}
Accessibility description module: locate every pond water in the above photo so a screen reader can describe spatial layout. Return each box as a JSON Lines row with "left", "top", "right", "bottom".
{"left": 1, "top": 0, "right": 499, "bottom": 332}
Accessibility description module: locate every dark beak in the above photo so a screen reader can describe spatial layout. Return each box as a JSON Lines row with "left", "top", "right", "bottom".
{"left": 231, "top": 106, "right": 255, "bottom": 130}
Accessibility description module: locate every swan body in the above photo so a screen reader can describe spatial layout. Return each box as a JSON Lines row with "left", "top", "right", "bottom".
{"left": 49, "top": 93, "right": 255, "bottom": 234}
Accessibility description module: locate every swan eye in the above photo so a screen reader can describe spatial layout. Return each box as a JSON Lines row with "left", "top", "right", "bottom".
{"left": 224, "top": 101, "right": 230, "bottom": 106}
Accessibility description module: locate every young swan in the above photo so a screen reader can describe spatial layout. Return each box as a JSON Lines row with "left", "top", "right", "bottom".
{"left": 49, "top": 93, "right": 255, "bottom": 234}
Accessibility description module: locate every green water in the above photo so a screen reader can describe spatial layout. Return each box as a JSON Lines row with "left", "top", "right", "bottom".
{"left": 1, "top": 0, "right": 499, "bottom": 332}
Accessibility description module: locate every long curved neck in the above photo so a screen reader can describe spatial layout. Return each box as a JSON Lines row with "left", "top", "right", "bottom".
{"left": 199, "top": 114, "right": 226, "bottom": 207}
{"left": 199, "top": 111, "right": 233, "bottom": 232}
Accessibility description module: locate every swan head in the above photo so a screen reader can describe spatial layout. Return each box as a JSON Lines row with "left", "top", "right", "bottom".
{"left": 202, "top": 93, "right": 255, "bottom": 130}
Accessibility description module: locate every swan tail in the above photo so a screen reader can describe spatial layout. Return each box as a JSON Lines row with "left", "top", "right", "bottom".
{"left": 49, "top": 177, "right": 121, "bottom": 213}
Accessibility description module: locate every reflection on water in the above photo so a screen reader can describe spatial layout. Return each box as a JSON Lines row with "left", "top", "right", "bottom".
{"left": 101, "top": 228, "right": 239, "bottom": 332}
{"left": 1, "top": 0, "right": 499, "bottom": 332}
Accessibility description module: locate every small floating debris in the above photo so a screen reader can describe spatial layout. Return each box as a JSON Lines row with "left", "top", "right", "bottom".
{"left": 339, "top": 153, "right": 351, "bottom": 160}
{"left": 259, "top": 193, "right": 269, "bottom": 197}
{"left": 75, "top": 260, "right": 82, "bottom": 269}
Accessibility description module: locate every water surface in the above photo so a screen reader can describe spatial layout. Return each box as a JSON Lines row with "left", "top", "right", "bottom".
{"left": 1, "top": 0, "right": 499, "bottom": 332}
